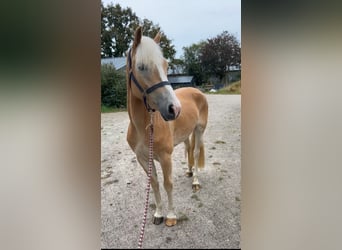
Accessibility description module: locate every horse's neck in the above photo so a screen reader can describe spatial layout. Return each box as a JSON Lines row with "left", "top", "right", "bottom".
{"left": 127, "top": 88, "right": 149, "bottom": 131}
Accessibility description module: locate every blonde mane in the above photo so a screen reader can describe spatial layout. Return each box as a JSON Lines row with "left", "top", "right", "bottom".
{"left": 135, "top": 36, "right": 164, "bottom": 71}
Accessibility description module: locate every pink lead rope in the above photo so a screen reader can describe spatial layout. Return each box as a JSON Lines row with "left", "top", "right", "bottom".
{"left": 138, "top": 112, "right": 154, "bottom": 249}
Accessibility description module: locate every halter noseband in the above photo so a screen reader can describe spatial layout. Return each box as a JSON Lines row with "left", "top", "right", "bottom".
{"left": 128, "top": 48, "right": 171, "bottom": 112}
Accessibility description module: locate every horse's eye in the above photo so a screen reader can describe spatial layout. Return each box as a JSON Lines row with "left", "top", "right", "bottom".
{"left": 138, "top": 64, "right": 147, "bottom": 71}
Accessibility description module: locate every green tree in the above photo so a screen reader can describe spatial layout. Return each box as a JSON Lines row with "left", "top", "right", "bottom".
{"left": 182, "top": 41, "right": 207, "bottom": 85}
{"left": 101, "top": 2, "right": 114, "bottom": 57}
{"left": 140, "top": 18, "right": 176, "bottom": 64}
{"left": 101, "top": 64, "right": 126, "bottom": 108}
{"left": 168, "top": 58, "right": 185, "bottom": 75}
{"left": 101, "top": 2, "right": 176, "bottom": 61}
{"left": 102, "top": 3, "right": 139, "bottom": 57}
{"left": 200, "top": 31, "right": 241, "bottom": 82}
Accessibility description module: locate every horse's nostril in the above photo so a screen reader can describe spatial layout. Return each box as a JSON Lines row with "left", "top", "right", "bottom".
{"left": 168, "top": 104, "right": 175, "bottom": 115}
{"left": 164, "top": 104, "right": 180, "bottom": 121}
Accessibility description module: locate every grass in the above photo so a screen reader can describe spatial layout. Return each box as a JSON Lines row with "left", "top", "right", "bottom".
{"left": 206, "top": 80, "right": 241, "bottom": 95}
{"left": 101, "top": 105, "right": 126, "bottom": 113}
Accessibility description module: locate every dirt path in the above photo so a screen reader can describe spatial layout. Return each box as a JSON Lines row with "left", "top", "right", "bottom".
{"left": 101, "top": 94, "right": 241, "bottom": 249}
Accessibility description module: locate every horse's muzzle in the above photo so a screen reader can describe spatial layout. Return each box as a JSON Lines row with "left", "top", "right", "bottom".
{"left": 161, "top": 104, "right": 181, "bottom": 121}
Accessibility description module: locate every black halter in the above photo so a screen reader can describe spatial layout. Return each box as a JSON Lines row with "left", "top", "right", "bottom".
{"left": 128, "top": 49, "right": 171, "bottom": 112}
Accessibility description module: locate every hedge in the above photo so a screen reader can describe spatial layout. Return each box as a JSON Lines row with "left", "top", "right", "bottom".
{"left": 101, "top": 64, "right": 127, "bottom": 108}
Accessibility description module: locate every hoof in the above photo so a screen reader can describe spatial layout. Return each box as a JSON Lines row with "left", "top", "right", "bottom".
{"left": 165, "top": 218, "right": 177, "bottom": 227}
{"left": 152, "top": 216, "right": 164, "bottom": 225}
{"left": 192, "top": 184, "right": 201, "bottom": 192}
{"left": 185, "top": 172, "right": 193, "bottom": 177}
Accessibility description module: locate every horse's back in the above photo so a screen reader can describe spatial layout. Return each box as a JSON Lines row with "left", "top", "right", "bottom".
{"left": 175, "top": 87, "right": 208, "bottom": 122}
{"left": 172, "top": 87, "right": 208, "bottom": 134}
{"left": 174, "top": 87, "right": 205, "bottom": 101}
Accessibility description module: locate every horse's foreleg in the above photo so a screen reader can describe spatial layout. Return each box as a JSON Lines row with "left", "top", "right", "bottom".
{"left": 137, "top": 155, "right": 164, "bottom": 225}
{"left": 160, "top": 154, "right": 177, "bottom": 227}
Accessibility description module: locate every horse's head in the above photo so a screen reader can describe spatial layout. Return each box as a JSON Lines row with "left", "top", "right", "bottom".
{"left": 128, "top": 26, "right": 181, "bottom": 121}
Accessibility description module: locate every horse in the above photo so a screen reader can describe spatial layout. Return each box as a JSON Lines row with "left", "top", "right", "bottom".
{"left": 126, "top": 26, "right": 208, "bottom": 227}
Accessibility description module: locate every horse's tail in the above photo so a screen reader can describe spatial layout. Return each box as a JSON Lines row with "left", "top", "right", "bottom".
{"left": 190, "top": 129, "right": 205, "bottom": 169}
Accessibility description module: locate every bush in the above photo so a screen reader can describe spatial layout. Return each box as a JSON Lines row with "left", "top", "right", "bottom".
{"left": 101, "top": 64, "right": 127, "bottom": 108}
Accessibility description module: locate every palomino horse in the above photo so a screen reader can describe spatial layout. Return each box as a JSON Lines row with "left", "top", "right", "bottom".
{"left": 126, "top": 27, "right": 208, "bottom": 226}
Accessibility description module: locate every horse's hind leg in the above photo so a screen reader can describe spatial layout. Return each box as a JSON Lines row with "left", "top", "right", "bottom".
{"left": 184, "top": 137, "right": 193, "bottom": 177}
{"left": 160, "top": 153, "right": 177, "bottom": 227}
{"left": 137, "top": 155, "right": 164, "bottom": 225}
{"left": 192, "top": 125, "right": 205, "bottom": 192}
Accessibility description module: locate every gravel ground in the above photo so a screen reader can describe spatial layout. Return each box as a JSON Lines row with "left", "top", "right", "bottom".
{"left": 101, "top": 94, "right": 241, "bottom": 249}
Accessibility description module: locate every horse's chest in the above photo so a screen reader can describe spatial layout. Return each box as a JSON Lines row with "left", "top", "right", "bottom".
{"left": 127, "top": 126, "right": 145, "bottom": 150}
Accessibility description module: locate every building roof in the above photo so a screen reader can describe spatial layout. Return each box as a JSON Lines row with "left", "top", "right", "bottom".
{"left": 228, "top": 65, "right": 241, "bottom": 71}
{"left": 101, "top": 57, "right": 127, "bottom": 70}
{"left": 167, "top": 75, "right": 194, "bottom": 84}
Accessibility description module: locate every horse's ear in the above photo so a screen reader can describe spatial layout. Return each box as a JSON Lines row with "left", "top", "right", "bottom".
{"left": 133, "top": 26, "right": 142, "bottom": 50}
{"left": 154, "top": 31, "right": 161, "bottom": 44}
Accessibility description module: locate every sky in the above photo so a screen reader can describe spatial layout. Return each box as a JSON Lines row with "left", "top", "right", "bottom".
{"left": 102, "top": 0, "right": 241, "bottom": 58}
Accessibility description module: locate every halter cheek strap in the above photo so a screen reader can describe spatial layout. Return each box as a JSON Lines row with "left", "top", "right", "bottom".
{"left": 128, "top": 49, "right": 171, "bottom": 112}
